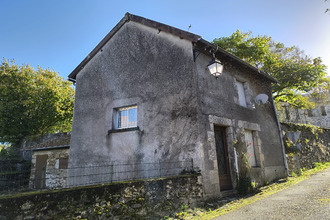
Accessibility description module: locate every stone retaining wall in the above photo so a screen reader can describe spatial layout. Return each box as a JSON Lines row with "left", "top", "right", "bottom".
{"left": 281, "top": 123, "right": 330, "bottom": 174}
{"left": 0, "top": 174, "right": 203, "bottom": 219}
{"left": 277, "top": 92, "right": 330, "bottom": 129}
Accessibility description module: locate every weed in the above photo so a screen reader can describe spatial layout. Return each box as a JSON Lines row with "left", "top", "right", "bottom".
{"left": 189, "top": 161, "right": 330, "bottom": 219}
{"left": 236, "top": 177, "right": 255, "bottom": 195}
{"left": 181, "top": 204, "right": 188, "bottom": 211}
{"left": 318, "top": 198, "right": 330, "bottom": 204}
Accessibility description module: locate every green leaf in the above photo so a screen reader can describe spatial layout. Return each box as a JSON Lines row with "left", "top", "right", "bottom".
{"left": 213, "top": 30, "right": 329, "bottom": 109}
{"left": 0, "top": 59, "right": 74, "bottom": 144}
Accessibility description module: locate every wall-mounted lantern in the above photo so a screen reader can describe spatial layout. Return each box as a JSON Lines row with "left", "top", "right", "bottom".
{"left": 207, "top": 58, "right": 223, "bottom": 79}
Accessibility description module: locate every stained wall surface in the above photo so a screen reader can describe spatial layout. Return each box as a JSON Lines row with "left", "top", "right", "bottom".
{"left": 194, "top": 52, "right": 286, "bottom": 196}
{"left": 69, "top": 21, "right": 202, "bottom": 185}
{"left": 69, "top": 19, "right": 286, "bottom": 197}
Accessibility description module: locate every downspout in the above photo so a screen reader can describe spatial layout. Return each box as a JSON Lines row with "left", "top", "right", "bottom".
{"left": 270, "top": 90, "right": 289, "bottom": 176}
{"left": 234, "top": 147, "right": 239, "bottom": 180}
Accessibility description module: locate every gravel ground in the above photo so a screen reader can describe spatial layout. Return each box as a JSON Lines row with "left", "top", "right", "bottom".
{"left": 213, "top": 167, "right": 330, "bottom": 220}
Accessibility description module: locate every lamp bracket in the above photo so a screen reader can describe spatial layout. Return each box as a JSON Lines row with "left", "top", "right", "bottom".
{"left": 193, "top": 45, "right": 209, "bottom": 62}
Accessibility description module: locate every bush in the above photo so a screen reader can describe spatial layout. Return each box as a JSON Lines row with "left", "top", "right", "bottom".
{"left": 236, "top": 177, "right": 255, "bottom": 195}
{"left": 0, "top": 146, "right": 21, "bottom": 161}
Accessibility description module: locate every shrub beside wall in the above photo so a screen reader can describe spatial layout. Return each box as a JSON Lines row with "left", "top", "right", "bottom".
{"left": 0, "top": 174, "right": 203, "bottom": 219}
{"left": 281, "top": 123, "right": 330, "bottom": 174}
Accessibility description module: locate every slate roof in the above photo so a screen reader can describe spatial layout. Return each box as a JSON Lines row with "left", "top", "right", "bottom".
{"left": 68, "top": 13, "right": 276, "bottom": 83}
{"left": 21, "top": 132, "right": 71, "bottom": 151}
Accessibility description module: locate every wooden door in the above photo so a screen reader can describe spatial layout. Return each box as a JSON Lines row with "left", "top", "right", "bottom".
{"left": 35, "top": 155, "right": 47, "bottom": 189}
{"left": 214, "top": 126, "right": 232, "bottom": 191}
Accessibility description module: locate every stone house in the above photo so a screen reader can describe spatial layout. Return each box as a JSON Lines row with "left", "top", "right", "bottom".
{"left": 21, "top": 133, "right": 71, "bottom": 189}
{"left": 67, "top": 13, "right": 286, "bottom": 198}
{"left": 29, "top": 146, "right": 69, "bottom": 189}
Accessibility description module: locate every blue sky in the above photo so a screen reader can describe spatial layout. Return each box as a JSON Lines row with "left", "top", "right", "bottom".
{"left": 1, "top": 0, "right": 330, "bottom": 79}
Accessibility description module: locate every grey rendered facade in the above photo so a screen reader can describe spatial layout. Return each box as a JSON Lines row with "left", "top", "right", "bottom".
{"left": 68, "top": 13, "right": 286, "bottom": 197}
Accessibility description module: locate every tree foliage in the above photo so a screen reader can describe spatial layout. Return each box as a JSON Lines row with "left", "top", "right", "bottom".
{"left": 0, "top": 59, "right": 74, "bottom": 145}
{"left": 213, "top": 30, "right": 329, "bottom": 108}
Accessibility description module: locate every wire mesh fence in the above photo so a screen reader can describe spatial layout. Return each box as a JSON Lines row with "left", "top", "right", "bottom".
{"left": 67, "top": 159, "right": 194, "bottom": 188}
{"left": 0, "top": 161, "right": 31, "bottom": 194}
{"left": 0, "top": 159, "right": 194, "bottom": 195}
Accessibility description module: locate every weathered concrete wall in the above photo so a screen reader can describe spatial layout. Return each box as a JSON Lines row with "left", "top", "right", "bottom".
{"left": 195, "top": 53, "right": 286, "bottom": 196}
{"left": 69, "top": 21, "right": 201, "bottom": 184}
{"left": 0, "top": 175, "right": 203, "bottom": 220}
{"left": 30, "top": 148, "right": 69, "bottom": 189}
{"left": 281, "top": 123, "right": 330, "bottom": 174}
{"left": 69, "top": 18, "right": 285, "bottom": 198}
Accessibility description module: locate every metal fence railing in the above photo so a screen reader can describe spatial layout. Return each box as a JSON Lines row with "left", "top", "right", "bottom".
{"left": 0, "top": 159, "right": 195, "bottom": 195}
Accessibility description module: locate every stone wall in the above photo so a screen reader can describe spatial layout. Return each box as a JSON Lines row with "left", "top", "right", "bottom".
{"left": 195, "top": 51, "right": 286, "bottom": 195}
{"left": 69, "top": 15, "right": 286, "bottom": 199}
{"left": 69, "top": 18, "right": 202, "bottom": 188}
{"left": 20, "top": 132, "right": 71, "bottom": 161}
{"left": 0, "top": 174, "right": 202, "bottom": 220}
{"left": 29, "top": 147, "right": 69, "bottom": 189}
{"left": 281, "top": 123, "right": 330, "bottom": 174}
{"left": 277, "top": 92, "right": 330, "bottom": 129}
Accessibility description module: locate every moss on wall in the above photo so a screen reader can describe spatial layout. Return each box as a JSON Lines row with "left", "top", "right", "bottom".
{"left": 282, "top": 123, "right": 330, "bottom": 174}
{"left": 0, "top": 174, "right": 203, "bottom": 219}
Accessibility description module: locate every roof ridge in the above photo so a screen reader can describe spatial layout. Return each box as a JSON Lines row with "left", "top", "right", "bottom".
{"left": 68, "top": 13, "right": 276, "bottom": 83}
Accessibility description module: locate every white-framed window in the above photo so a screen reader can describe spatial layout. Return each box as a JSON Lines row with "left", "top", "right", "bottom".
{"left": 236, "top": 80, "right": 247, "bottom": 107}
{"left": 115, "top": 105, "right": 137, "bottom": 129}
{"left": 244, "top": 130, "right": 257, "bottom": 167}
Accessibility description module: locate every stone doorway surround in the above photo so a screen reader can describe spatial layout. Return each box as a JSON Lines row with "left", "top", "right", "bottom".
{"left": 204, "top": 115, "right": 264, "bottom": 197}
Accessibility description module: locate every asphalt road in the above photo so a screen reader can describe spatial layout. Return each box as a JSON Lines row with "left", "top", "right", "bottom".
{"left": 213, "top": 167, "right": 330, "bottom": 220}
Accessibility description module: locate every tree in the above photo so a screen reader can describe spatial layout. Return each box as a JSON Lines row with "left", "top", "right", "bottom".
{"left": 213, "top": 30, "right": 329, "bottom": 108}
{"left": 0, "top": 59, "right": 74, "bottom": 145}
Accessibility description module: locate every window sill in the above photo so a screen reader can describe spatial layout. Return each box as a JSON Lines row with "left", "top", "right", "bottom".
{"left": 238, "top": 104, "right": 256, "bottom": 110}
{"left": 108, "top": 127, "right": 140, "bottom": 134}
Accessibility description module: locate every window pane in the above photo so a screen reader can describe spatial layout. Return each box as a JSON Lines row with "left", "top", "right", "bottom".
{"left": 236, "top": 80, "right": 247, "bottom": 107}
{"left": 121, "top": 110, "right": 128, "bottom": 116}
{"left": 116, "top": 106, "right": 137, "bottom": 129}
{"left": 121, "top": 109, "right": 128, "bottom": 128}
{"left": 128, "top": 108, "right": 137, "bottom": 122}
{"left": 128, "top": 107, "right": 137, "bottom": 127}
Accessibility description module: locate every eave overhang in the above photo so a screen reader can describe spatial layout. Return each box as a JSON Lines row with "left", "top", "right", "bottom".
{"left": 68, "top": 13, "right": 277, "bottom": 84}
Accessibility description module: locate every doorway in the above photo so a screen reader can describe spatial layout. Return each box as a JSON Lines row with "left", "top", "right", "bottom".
{"left": 214, "top": 126, "right": 232, "bottom": 191}
{"left": 35, "top": 154, "right": 47, "bottom": 189}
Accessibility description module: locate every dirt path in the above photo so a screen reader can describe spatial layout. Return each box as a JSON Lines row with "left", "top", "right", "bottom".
{"left": 213, "top": 167, "right": 330, "bottom": 220}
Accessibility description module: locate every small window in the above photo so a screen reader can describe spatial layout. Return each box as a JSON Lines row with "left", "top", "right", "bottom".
{"left": 245, "top": 130, "right": 257, "bottom": 167}
{"left": 236, "top": 80, "right": 247, "bottom": 107}
{"left": 59, "top": 157, "right": 69, "bottom": 169}
{"left": 115, "top": 106, "right": 137, "bottom": 129}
